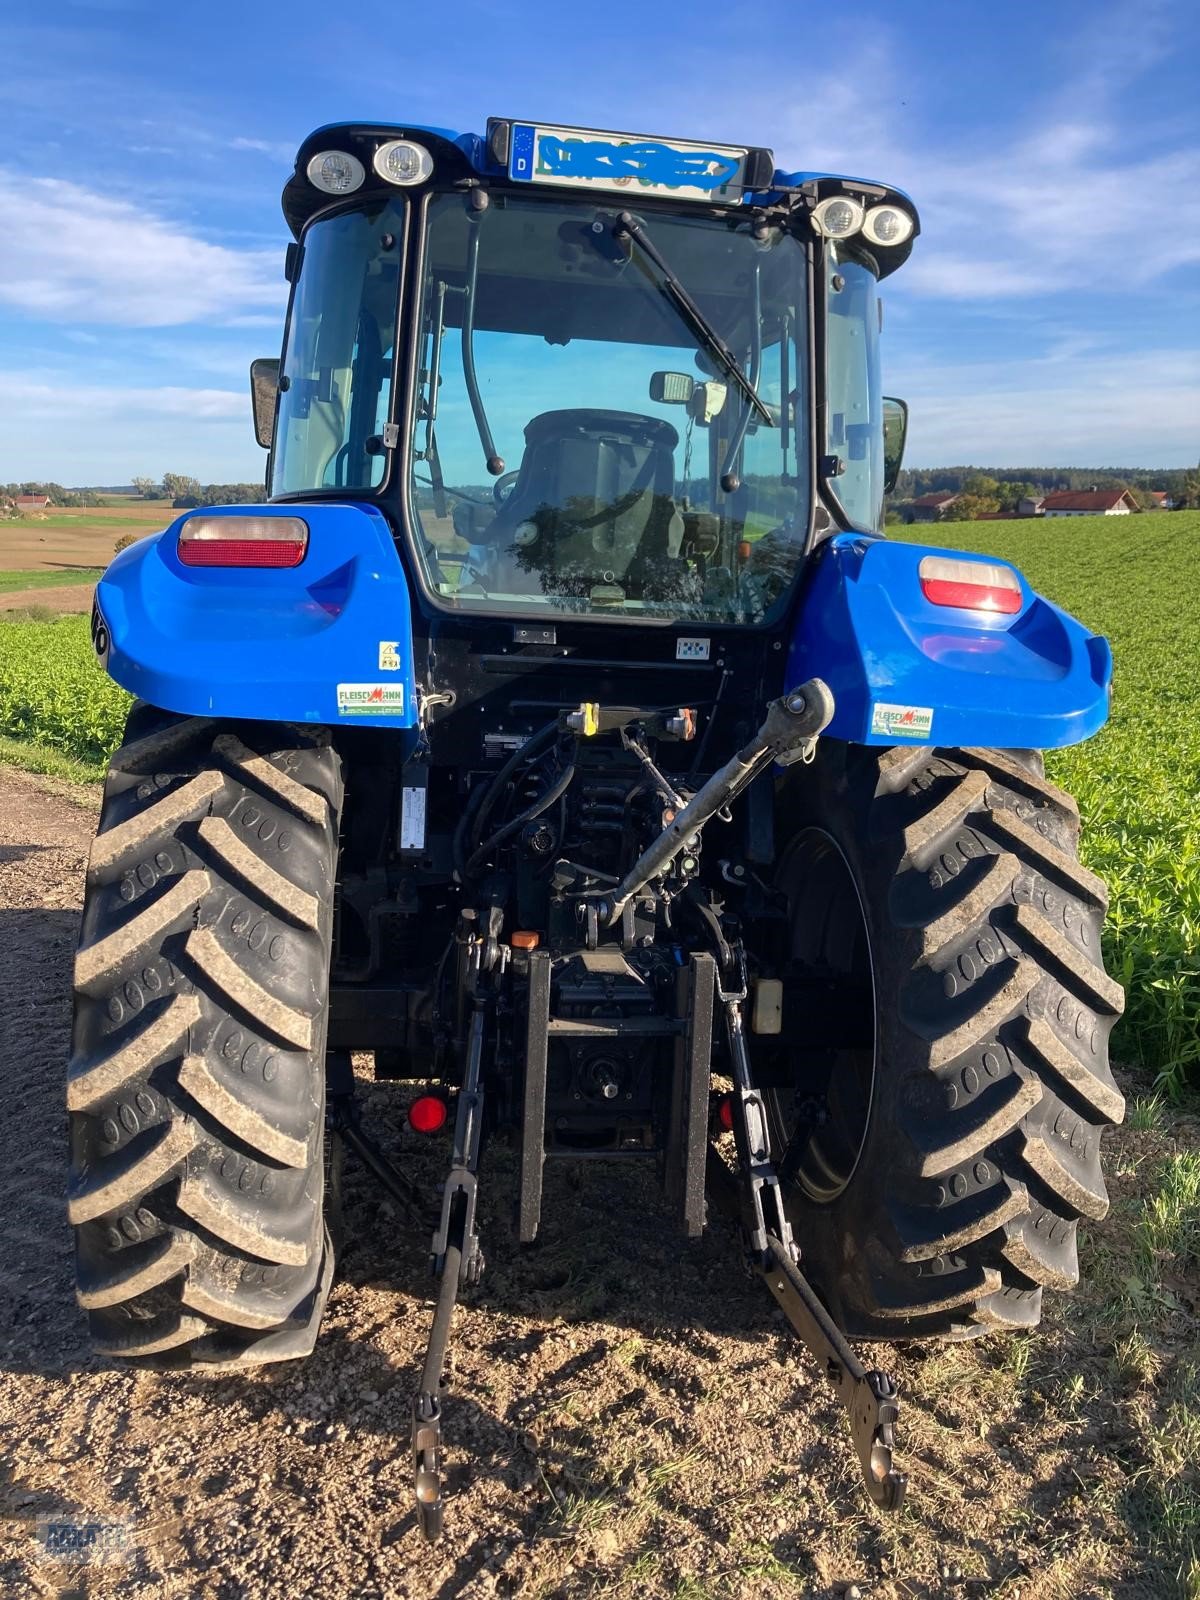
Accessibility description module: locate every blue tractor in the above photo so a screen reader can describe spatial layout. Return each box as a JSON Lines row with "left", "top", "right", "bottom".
{"left": 70, "top": 119, "right": 1125, "bottom": 1535}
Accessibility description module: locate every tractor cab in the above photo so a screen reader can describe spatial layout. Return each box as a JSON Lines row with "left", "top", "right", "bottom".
{"left": 261, "top": 119, "right": 917, "bottom": 627}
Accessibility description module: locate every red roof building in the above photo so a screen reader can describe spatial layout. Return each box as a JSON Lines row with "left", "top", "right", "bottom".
{"left": 1041, "top": 489, "right": 1139, "bottom": 517}
{"left": 14, "top": 494, "right": 51, "bottom": 509}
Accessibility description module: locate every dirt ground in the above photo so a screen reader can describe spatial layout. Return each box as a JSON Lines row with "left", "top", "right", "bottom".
{"left": 0, "top": 506, "right": 168, "bottom": 574}
{"left": 0, "top": 584, "right": 96, "bottom": 615}
{"left": 0, "top": 764, "right": 1195, "bottom": 1599}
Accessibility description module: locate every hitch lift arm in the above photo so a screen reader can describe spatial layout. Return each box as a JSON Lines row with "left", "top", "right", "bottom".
{"left": 411, "top": 986, "right": 490, "bottom": 1540}
{"left": 707, "top": 954, "right": 906, "bottom": 1513}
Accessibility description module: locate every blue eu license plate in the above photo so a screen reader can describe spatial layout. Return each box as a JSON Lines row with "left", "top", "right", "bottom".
{"left": 507, "top": 122, "right": 749, "bottom": 204}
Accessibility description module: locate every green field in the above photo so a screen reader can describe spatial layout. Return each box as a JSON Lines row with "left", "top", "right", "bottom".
{"left": 0, "top": 567, "right": 104, "bottom": 593}
{"left": 922, "top": 511, "right": 1198, "bottom": 1094}
{"left": 0, "top": 511, "right": 1196, "bottom": 1090}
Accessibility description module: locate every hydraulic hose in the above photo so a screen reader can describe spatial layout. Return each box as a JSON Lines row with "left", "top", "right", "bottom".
{"left": 468, "top": 718, "right": 561, "bottom": 855}
{"left": 464, "top": 758, "right": 577, "bottom": 878}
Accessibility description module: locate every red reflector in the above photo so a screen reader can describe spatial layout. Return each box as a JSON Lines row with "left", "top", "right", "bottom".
{"left": 717, "top": 1095, "right": 734, "bottom": 1132}
{"left": 408, "top": 1094, "right": 448, "bottom": 1134}
{"left": 920, "top": 577, "right": 1022, "bottom": 614}
{"left": 179, "top": 538, "right": 306, "bottom": 568}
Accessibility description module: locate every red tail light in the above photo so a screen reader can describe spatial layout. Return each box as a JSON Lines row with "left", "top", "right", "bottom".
{"left": 408, "top": 1094, "right": 449, "bottom": 1134}
{"left": 717, "top": 1094, "right": 735, "bottom": 1132}
{"left": 918, "top": 555, "right": 1021, "bottom": 615}
{"left": 178, "top": 515, "right": 308, "bottom": 568}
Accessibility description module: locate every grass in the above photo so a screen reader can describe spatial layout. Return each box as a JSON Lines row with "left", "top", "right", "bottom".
{"left": 0, "top": 567, "right": 103, "bottom": 592}
{"left": 922, "top": 510, "right": 1200, "bottom": 1096}
{"left": 0, "top": 613, "right": 131, "bottom": 775}
{"left": 0, "top": 732, "right": 105, "bottom": 785}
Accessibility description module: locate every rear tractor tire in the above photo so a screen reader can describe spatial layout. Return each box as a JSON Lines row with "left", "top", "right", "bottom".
{"left": 67, "top": 707, "right": 343, "bottom": 1366}
{"left": 764, "top": 744, "right": 1125, "bottom": 1341}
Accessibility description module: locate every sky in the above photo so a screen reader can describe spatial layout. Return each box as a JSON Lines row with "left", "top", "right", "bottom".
{"left": 0, "top": 0, "right": 1197, "bottom": 485}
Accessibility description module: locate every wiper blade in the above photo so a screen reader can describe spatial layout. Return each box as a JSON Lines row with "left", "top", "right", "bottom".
{"left": 613, "top": 210, "right": 772, "bottom": 427}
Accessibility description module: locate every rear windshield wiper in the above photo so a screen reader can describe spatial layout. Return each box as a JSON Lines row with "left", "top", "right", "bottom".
{"left": 612, "top": 210, "right": 773, "bottom": 429}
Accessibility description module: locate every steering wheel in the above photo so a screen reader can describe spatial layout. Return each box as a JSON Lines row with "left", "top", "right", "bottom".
{"left": 492, "top": 470, "right": 521, "bottom": 508}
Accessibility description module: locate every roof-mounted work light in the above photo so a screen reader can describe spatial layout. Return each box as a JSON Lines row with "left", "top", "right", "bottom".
{"left": 862, "top": 204, "right": 914, "bottom": 247}
{"left": 811, "top": 195, "right": 865, "bottom": 239}
{"left": 373, "top": 139, "right": 434, "bottom": 185}
{"left": 306, "top": 150, "right": 365, "bottom": 195}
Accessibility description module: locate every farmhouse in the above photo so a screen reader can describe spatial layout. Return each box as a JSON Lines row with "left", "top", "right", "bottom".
{"left": 14, "top": 494, "right": 50, "bottom": 510}
{"left": 908, "top": 491, "right": 960, "bottom": 522}
{"left": 1042, "top": 488, "right": 1139, "bottom": 518}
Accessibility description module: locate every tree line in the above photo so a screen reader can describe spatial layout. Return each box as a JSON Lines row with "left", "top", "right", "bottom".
{"left": 892, "top": 464, "right": 1198, "bottom": 515}
{"left": 2, "top": 481, "right": 103, "bottom": 507}
{"left": 131, "top": 474, "right": 268, "bottom": 509}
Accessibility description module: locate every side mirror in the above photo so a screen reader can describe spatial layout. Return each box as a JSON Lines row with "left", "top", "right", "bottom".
{"left": 250, "top": 358, "right": 280, "bottom": 450}
{"left": 882, "top": 396, "right": 908, "bottom": 494}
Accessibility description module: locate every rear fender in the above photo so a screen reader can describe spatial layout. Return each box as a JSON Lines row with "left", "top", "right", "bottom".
{"left": 787, "top": 533, "right": 1112, "bottom": 749}
{"left": 92, "top": 503, "right": 417, "bottom": 730}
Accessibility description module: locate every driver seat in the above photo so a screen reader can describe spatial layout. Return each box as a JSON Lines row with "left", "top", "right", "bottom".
{"left": 478, "top": 409, "right": 685, "bottom": 596}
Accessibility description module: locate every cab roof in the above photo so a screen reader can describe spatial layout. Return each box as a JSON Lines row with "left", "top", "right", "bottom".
{"left": 282, "top": 119, "right": 919, "bottom": 276}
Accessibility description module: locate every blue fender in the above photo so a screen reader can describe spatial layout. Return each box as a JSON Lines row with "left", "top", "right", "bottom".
{"left": 787, "top": 533, "right": 1112, "bottom": 749}
{"left": 93, "top": 503, "right": 418, "bottom": 731}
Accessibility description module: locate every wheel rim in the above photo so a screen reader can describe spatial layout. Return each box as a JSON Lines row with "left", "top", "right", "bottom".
{"left": 764, "top": 828, "right": 876, "bottom": 1205}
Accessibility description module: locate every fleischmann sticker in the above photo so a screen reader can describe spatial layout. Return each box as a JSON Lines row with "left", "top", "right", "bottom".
{"left": 870, "top": 702, "right": 933, "bottom": 740}
{"left": 337, "top": 683, "right": 405, "bottom": 717}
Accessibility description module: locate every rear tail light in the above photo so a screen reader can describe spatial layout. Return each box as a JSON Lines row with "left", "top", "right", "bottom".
{"left": 918, "top": 555, "right": 1021, "bottom": 615}
{"left": 408, "top": 1094, "right": 449, "bottom": 1134}
{"left": 178, "top": 515, "right": 308, "bottom": 568}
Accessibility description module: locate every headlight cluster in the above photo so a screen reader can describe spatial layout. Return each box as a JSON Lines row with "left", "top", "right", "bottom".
{"left": 811, "top": 194, "right": 914, "bottom": 247}
{"left": 306, "top": 139, "right": 434, "bottom": 195}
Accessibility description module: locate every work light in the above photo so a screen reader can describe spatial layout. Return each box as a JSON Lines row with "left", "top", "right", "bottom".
{"left": 306, "top": 150, "right": 366, "bottom": 195}
{"left": 862, "top": 204, "right": 914, "bottom": 247}
{"left": 811, "top": 196, "right": 864, "bottom": 239}
{"left": 374, "top": 139, "right": 434, "bottom": 186}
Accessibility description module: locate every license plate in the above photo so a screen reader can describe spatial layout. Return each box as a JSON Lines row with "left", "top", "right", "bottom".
{"left": 507, "top": 122, "right": 749, "bottom": 204}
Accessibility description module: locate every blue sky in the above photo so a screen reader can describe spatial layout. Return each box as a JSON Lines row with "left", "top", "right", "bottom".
{"left": 1, "top": 0, "right": 1197, "bottom": 484}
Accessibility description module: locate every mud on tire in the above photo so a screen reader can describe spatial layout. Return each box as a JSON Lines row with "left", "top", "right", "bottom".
{"left": 767, "top": 744, "right": 1125, "bottom": 1341}
{"left": 67, "top": 707, "right": 343, "bottom": 1365}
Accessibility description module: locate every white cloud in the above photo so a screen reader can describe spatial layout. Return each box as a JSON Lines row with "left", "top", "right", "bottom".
{"left": 0, "top": 171, "right": 282, "bottom": 327}
{"left": 230, "top": 136, "right": 296, "bottom": 163}
{"left": 0, "top": 373, "right": 263, "bottom": 482}
{"left": 897, "top": 131, "right": 1200, "bottom": 301}
{"left": 896, "top": 348, "right": 1200, "bottom": 466}
{"left": 665, "top": 14, "right": 1200, "bottom": 304}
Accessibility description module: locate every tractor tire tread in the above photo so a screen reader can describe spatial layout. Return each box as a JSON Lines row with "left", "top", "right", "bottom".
{"left": 68, "top": 708, "right": 341, "bottom": 1367}
{"left": 778, "top": 744, "right": 1123, "bottom": 1341}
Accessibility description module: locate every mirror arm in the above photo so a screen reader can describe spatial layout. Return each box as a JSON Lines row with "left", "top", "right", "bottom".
{"left": 718, "top": 258, "right": 763, "bottom": 493}
{"left": 461, "top": 217, "right": 505, "bottom": 477}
